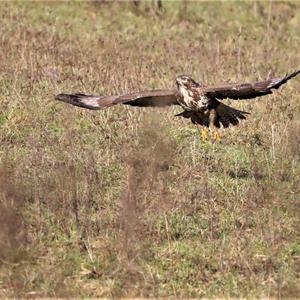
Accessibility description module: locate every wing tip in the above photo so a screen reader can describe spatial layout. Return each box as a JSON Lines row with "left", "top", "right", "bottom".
{"left": 268, "top": 68, "right": 300, "bottom": 90}
{"left": 55, "top": 93, "right": 78, "bottom": 103}
{"left": 285, "top": 69, "right": 300, "bottom": 81}
{"left": 55, "top": 93, "right": 67, "bottom": 101}
{"left": 54, "top": 93, "right": 114, "bottom": 110}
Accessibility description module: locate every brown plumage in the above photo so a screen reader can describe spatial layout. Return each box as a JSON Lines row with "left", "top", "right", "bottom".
{"left": 55, "top": 69, "right": 300, "bottom": 129}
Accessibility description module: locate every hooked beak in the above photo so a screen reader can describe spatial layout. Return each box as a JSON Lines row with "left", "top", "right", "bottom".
{"left": 176, "top": 78, "right": 182, "bottom": 86}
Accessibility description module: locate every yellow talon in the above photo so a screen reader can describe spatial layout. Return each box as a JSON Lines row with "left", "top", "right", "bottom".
{"left": 213, "top": 129, "right": 221, "bottom": 142}
{"left": 201, "top": 128, "right": 209, "bottom": 141}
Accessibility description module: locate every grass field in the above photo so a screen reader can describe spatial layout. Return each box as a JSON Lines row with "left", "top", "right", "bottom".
{"left": 0, "top": 1, "right": 300, "bottom": 297}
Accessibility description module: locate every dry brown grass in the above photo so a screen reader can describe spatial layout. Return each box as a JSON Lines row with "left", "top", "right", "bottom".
{"left": 0, "top": 1, "right": 300, "bottom": 297}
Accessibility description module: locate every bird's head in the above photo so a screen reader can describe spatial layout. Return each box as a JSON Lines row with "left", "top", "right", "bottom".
{"left": 175, "top": 75, "right": 198, "bottom": 91}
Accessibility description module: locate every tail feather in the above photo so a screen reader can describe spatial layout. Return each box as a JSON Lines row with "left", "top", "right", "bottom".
{"left": 214, "top": 101, "right": 249, "bottom": 128}
{"left": 175, "top": 110, "right": 210, "bottom": 126}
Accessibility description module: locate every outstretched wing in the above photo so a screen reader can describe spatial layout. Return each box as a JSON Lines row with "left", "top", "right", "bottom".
{"left": 55, "top": 89, "right": 179, "bottom": 110}
{"left": 204, "top": 69, "right": 300, "bottom": 100}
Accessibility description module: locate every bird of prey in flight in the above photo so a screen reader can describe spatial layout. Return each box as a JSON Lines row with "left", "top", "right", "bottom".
{"left": 55, "top": 69, "right": 300, "bottom": 140}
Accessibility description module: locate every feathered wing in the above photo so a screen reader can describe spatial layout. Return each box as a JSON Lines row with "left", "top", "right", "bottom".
{"left": 204, "top": 69, "right": 300, "bottom": 100}
{"left": 55, "top": 89, "right": 179, "bottom": 110}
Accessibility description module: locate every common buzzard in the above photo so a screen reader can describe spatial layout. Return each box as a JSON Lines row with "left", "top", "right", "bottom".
{"left": 55, "top": 70, "right": 300, "bottom": 139}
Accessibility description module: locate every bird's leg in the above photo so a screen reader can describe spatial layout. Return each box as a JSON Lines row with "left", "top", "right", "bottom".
{"left": 201, "top": 127, "right": 209, "bottom": 141}
{"left": 213, "top": 128, "right": 221, "bottom": 142}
